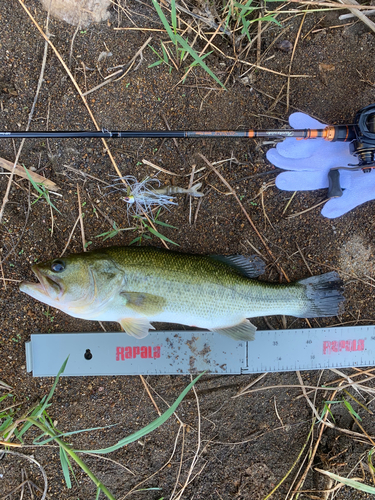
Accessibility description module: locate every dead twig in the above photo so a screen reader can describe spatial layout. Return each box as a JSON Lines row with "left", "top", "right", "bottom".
{"left": 0, "top": 450, "right": 48, "bottom": 500}
{"left": 60, "top": 215, "right": 81, "bottom": 258}
{"left": 0, "top": 158, "right": 59, "bottom": 191}
{"left": 17, "top": 0, "right": 125, "bottom": 184}
{"left": 82, "top": 37, "right": 152, "bottom": 96}
{"left": 76, "top": 184, "right": 87, "bottom": 252}
{"left": 286, "top": 12, "right": 307, "bottom": 112}
{"left": 139, "top": 375, "right": 161, "bottom": 416}
{"left": 0, "top": 17, "right": 49, "bottom": 224}
{"left": 337, "top": 0, "right": 375, "bottom": 32}
{"left": 198, "top": 153, "right": 289, "bottom": 281}
{"left": 142, "top": 159, "right": 183, "bottom": 176}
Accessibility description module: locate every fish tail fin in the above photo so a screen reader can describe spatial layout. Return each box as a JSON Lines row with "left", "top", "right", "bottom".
{"left": 296, "top": 271, "right": 344, "bottom": 318}
{"left": 188, "top": 183, "right": 204, "bottom": 197}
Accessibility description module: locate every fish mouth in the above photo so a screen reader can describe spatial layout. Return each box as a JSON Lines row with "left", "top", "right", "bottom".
{"left": 20, "top": 265, "right": 62, "bottom": 300}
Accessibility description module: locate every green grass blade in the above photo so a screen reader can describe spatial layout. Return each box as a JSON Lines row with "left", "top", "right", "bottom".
{"left": 147, "top": 225, "right": 179, "bottom": 246}
{"left": 258, "top": 14, "right": 282, "bottom": 26}
{"left": 34, "top": 423, "right": 118, "bottom": 445}
{"left": 79, "top": 372, "right": 204, "bottom": 454}
{"left": 60, "top": 447, "right": 72, "bottom": 488}
{"left": 152, "top": 0, "right": 177, "bottom": 42}
{"left": 40, "top": 357, "right": 69, "bottom": 416}
{"left": 23, "top": 165, "right": 44, "bottom": 195}
{"left": 149, "top": 60, "right": 164, "bottom": 68}
{"left": 161, "top": 43, "right": 169, "bottom": 64}
{"left": 343, "top": 399, "right": 362, "bottom": 421}
{"left": 176, "top": 34, "right": 225, "bottom": 88}
{"left": 153, "top": 219, "right": 178, "bottom": 229}
{"left": 316, "top": 468, "right": 375, "bottom": 494}
{"left": 19, "top": 357, "right": 68, "bottom": 439}
{"left": 151, "top": 0, "right": 224, "bottom": 88}
{"left": 171, "top": 0, "right": 177, "bottom": 34}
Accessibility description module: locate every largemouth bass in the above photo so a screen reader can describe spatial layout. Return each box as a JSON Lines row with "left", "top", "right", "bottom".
{"left": 20, "top": 246, "right": 344, "bottom": 341}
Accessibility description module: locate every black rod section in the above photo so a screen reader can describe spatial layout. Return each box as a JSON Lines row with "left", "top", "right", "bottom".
{"left": 0, "top": 127, "right": 356, "bottom": 141}
{"left": 0, "top": 129, "right": 325, "bottom": 139}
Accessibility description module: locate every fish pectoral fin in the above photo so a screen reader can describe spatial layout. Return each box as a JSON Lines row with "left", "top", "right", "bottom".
{"left": 120, "top": 291, "right": 166, "bottom": 315}
{"left": 209, "top": 255, "right": 265, "bottom": 278}
{"left": 119, "top": 317, "right": 155, "bottom": 339}
{"left": 210, "top": 319, "right": 257, "bottom": 341}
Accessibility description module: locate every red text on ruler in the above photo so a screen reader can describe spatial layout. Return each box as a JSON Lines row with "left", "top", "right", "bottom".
{"left": 116, "top": 346, "right": 161, "bottom": 360}
{"left": 323, "top": 339, "right": 365, "bottom": 355}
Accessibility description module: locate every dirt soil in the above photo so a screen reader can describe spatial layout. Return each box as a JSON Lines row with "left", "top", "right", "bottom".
{"left": 1, "top": 1, "right": 375, "bottom": 499}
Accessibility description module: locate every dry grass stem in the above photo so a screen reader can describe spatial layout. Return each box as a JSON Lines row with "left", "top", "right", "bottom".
{"left": 273, "top": 396, "right": 285, "bottom": 429}
{"left": 188, "top": 164, "right": 196, "bottom": 224}
{"left": 0, "top": 450, "right": 48, "bottom": 500}
{"left": 233, "top": 372, "right": 268, "bottom": 398}
{"left": 121, "top": 423, "right": 184, "bottom": 500}
{"left": 139, "top": 375, "right": 161, "bottom": 416}
{"left": 263, "top": 419, "right": 315, "bottom": 499}
{"left": 60, "top": 215, "right": 80, "bottom": 258}
{"left": 286, "top": 0, "right": 375, "bottom": 8}
{"left": 243, "top": 239, "right": 267, "bottom": 259}
{"left": 282, "top": 191, "right": 296, "bottom": 215}
{"left": 0, "top": 158, "right": 59, "bottom": 191}
{"left": 296, "top": 243, "right": 313, "bottom": 275}
{"left": 63, "top": 165, "right": 111, "bottom": 185}
{"left": 0, "top": 254, "right": 6, "bottom": 291}
{"left": 83, "top": 36, "right": 152, "bottom": 96}
{"left": 171, "top": 379, "right": 202, "bottom": 500}
{"left": 142, "top": 159, "right": 183, "bottom": 176}
{"left": 198, "top": 153, "right": 289, "bottom": 281}
{"left": 76, "top": 185, "right": 87, "bottom": 252}
{"left": 0, "top": 20, "right": 49, "bottom": 224}
{"left": 17, "top": 0, "right": 125, "bottom": 183}
{"left": 287, "top": 199, "right": 327, "bottom": 218}
{"left": 286, "top": 12, "right": 307, "bottom": 111}
{"left": 170, "top": 424, "right": 186, "bottom": 499}
{"left": 337, "top": 0, "right": 375, "bottom": 32}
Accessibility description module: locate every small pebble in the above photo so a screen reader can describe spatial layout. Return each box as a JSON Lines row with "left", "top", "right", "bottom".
{"left": 276, "top": 40, "right": 293, "bottom": 52}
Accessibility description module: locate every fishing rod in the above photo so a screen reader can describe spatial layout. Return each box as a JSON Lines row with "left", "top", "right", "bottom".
{"left": 1, "top": 103, "right": 375, "bottom": 198}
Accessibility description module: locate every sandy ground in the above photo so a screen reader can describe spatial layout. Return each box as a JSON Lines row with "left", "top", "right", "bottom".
{"left": 1, "top": 1, "right": 375, "bottom": 499}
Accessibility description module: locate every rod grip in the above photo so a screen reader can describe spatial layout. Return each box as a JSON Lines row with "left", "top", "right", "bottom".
{"left": 328, "top": 169, "right": 343, "bottom": 198}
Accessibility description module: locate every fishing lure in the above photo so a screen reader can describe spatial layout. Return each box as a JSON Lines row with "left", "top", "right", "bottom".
{"left": 109, "top": 175, "right": 204, "bottom": 218}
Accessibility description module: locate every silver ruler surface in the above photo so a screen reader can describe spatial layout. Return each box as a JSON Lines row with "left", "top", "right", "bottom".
{"left": 26, "top": 326, "right": 375, "bottom": 377}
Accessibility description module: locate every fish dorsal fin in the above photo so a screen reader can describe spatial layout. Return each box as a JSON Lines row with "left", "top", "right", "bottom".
{"left": 119, "top": 317, "right": 155, "bottom": 339}
{"left": 210, "top": 319, "right": 257, "bottom": 341}
{"left": 120, "top": 291, "right": 166, "bottom": 315}
{"left": 210, "top": 254, "right": 265, "bottom": 278}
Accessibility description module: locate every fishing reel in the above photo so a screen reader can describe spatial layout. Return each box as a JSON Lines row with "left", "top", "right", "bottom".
{"left": 328, "top": 103, "right": 375, "bottom": 197}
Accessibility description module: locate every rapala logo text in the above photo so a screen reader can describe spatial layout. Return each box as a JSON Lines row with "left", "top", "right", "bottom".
{"left": 323, "top": 339, "right": 365, "bottom": 355}
{"left": 116, "top": 346, "right": 161, "bottom": 360}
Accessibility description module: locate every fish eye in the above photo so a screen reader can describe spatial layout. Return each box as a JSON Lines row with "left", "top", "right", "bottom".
{"left": 51, "top": 260, "right": 65, "bottom": 273}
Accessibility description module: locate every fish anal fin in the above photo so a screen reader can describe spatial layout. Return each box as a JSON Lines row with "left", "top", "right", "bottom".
{"left": 120, "top": 291, "right": 166, "bottom": 315}
{"left": 119, "top": 317, "right": 155, "bottom": 339}
{"left": 210, "top": 319, "right": 256, "bottom": 341}
{"left": 210, "top": 255, "right": 265, "bottom": 278}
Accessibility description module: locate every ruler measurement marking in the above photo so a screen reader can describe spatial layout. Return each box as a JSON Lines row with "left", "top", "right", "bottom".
{"left": 26, "top": 326, "right": 375, "bottom": 376}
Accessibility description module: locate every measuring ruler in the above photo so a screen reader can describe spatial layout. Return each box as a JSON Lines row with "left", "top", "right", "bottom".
{"left": 25, "top": 325, "right": 375, "bottom": 377}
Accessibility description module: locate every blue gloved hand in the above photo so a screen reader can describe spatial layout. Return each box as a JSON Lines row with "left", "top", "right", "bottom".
{"left": 266, "top": 113, "right": 375, "bottom": 218}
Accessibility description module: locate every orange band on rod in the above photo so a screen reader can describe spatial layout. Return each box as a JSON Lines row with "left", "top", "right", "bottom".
{"left": 306, "top": 129, "right": 319, "bottom": 139}
{"left": 247, "top": 131, "right": 255, "bottom": 138}
{"left": 323, "top": 126, "right": 336, "bottom": 141}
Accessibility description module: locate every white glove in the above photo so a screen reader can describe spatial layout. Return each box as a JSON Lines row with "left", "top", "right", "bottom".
{"left": 266, "top": 113, "right": 375, "bottom": 218}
